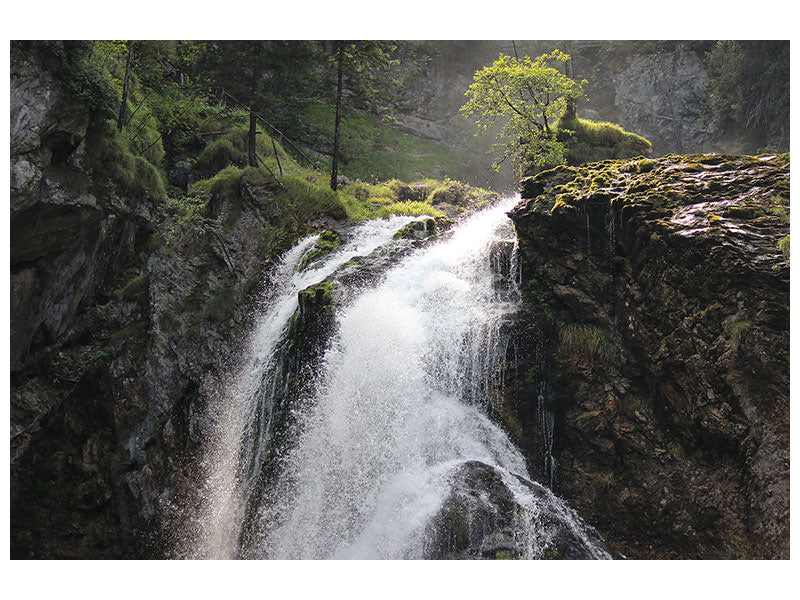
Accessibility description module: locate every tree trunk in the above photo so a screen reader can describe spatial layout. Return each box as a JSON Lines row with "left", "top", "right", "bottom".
{"left": 248, "top": 44, "right": 262, "bottom": 168}
{"left": 330, "top": 42, "right": 344, "bottom": 191}
{"left": 117, "top": 42, "right": 134, "bottom": 131}
{"left": 563, "top": 41, "right": 577, "bottom": 121}
{"left": 248, "top": 110, "right": 258, "bottom": 167}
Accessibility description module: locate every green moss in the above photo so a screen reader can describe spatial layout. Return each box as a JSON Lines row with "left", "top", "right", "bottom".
{"left": 299, "top": 230, "right": 343, "bottom": 270}
{"left": 556, "top": 116, "right": 651, "bottom": 166}
{"left": 191, "top": 165, "right": 245, "bottom": 199}
{"left": 636, "top": 159, "right": 656, "bottom": 173}
{"left": 195, "top": 138, "right": 243, "bottom": 179}
{"left": 298, "top": 280, "right": 338, "bottom": 315}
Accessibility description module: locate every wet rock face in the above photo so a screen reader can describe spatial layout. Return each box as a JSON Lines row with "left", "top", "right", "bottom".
{"left": 425, "top": 461, "right": 610, "bottom": 559}
{"left": 507, "top": 154, "right": 789, "bottom": 558}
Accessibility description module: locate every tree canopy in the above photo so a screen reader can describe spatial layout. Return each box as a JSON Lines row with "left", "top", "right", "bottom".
{"left": 460, "top": 50, "right": 586, "bottom": 173}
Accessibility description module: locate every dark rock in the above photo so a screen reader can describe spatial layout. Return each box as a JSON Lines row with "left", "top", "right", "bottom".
{"left": 507, "top": 153, "right": 789, "bottom": 559}
{"left": 424, "top": 461, "right": 611, "bottom": 559}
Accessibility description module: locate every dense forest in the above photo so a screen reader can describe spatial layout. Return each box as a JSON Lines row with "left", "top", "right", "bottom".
{"left": 9, "top": 39, "right": 790, "bottom": 568}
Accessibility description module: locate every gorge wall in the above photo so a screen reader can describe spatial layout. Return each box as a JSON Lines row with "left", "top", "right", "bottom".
{"left": 10, "top": 43, "right": 790, "bottom": 560}
{"left": 504, "top": 153, "right": 790, "bottom": 558}
{"left": 397, "top": 40, "right": 760, "bottom": 175}
{"left": 10, "top": 47, "right": 313, "bottom": 557}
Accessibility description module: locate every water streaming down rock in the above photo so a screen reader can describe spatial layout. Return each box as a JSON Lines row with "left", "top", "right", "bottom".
{"left": 189, "top": 216, "right": 417, "bottom": 559}
{"left": 196, "top": 197, "right": 610, "bottom": 560}
{"left": 183, "top": 198, "right": 610, "bottom": 559}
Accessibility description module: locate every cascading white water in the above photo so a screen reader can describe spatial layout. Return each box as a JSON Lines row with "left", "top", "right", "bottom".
{"left": 231, "top": 198, "right": 608, "bottom": 559}
{"left": 190, "top": 215, "right": 417, "bottom": 559}
{"left": 189, "top": 198, "right": 609, "bottom": 560}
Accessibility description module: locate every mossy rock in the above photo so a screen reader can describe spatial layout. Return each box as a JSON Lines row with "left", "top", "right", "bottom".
{"left": 298, "top": 230, "right": 343, "bottom": 270}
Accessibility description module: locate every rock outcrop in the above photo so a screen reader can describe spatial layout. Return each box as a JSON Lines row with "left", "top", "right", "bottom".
{"left": 9, "top": 46, "right": 316, "bottom": 557}
{"left": 425, "top": 461, "right": 611, "bottom": 559}
{"left": 505, "top": 153, "right": 790, "bottom": 558}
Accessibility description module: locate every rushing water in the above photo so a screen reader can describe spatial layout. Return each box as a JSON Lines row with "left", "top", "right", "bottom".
{"left": 188, "top": 198, "right": 609, "bottom": 559}
{"left": 191, "top": 216, "right": 416, "bottom": 558}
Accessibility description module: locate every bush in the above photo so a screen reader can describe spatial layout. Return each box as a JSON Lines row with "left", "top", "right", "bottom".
{"left": 428, "top": 179, "right": 468, "bottom": 205}
{"left": 86, "top": 122, "right": 167, "bottom": 201}
{"left": 195, "top": 138, "right": 244, "bottom": 179}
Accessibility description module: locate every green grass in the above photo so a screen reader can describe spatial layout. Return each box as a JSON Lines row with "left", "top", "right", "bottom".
{"left": 555, "top": 324, "right": 611, "bottom": 366}
{"left": 728, "top": 320, "right": 752, "bottom": 350}
{"left": 555, "top": 115, "right": 652, "bottom": 166}
{"left": 778, "top": 236, "right": 790, "bottom": 260}
{"left": 299, "top": 99, "right": 490, "bottom": 184}
{"left": 86, "top": 121, "right": 167, "bottom": 201}
{"left": 375, "top": 201, "right": 445, "bottom": 218}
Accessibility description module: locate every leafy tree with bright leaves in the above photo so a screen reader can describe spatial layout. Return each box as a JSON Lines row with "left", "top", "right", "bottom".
{"left": 460, "top": 50, "right": 586, "bottom": 174}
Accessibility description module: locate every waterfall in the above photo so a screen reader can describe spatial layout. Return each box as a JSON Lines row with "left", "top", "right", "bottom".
{"left": 189, "top": 216, "right": 417, "bottom": 559}
{"left": 187, "top": 198, "right": 610, "bottom": 560}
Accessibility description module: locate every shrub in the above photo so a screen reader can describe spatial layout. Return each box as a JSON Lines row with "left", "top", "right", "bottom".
{"left": 86, "top": 122, "right": 167, "bottom": 201}
{"left": 428, "top": 179, "right": 468, "bottom": 205}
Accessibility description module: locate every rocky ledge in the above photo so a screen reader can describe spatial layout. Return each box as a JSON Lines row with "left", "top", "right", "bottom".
{"left": 504, "top": 153, "right": 789, "bottom": 559}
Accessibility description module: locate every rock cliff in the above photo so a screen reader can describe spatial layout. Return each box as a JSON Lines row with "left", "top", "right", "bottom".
{"left": 9, "top": 47, "right": 313, "bottom": 557}
{"left": 505, "top": 153, "right": 789, "bottom": 558}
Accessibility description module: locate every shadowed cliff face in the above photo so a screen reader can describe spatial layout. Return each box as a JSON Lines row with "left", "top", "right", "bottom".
{"left": 505, "top": 153, "right": 789, "bottom": 558}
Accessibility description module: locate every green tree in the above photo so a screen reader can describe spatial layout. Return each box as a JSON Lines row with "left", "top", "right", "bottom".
{"left": 460, "top": 50, "right": 586, "bottom": 173}
{"left": 705, "top": 40, "right": 789, "bottom": 152}
{"left": 326, "top": 41, "right": 400, "bottom": 190}
{"left": 196, "top": 41, "right": 320, "bottom": 167}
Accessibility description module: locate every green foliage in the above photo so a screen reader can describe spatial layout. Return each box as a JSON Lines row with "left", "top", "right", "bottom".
{"left": 86, "top": 121, "right": 167, "bottom": 201}
{"left": 728, "top": 320, "right": 752, "bottom": 350}
{"left": 555, "top": 324, "right": 611, "bottom": 367}
{"left": 428, "top": 179, "right": 469, "bottom": 205}
{"left": 191, "top": 165, "right": 245, "bottom": 200}
{"left": 778, "top": 236, "right": 790, "bottom": 261}
{"left": 195, "top": 137, "right": 242, "bottom": 178}
{"left": 331, "top": 41, "right": 402, "bottom": 120}
{"left": 15, "top": 41, "right": 118, "bottom": 118}
{"left": 461, "top": 50, "right": 586, "bottom": 173}
{"left": 706, "top": 41, "right": 789, "bottom": 152}
{"left": 555, "top": 115, "right": 651, "bottom": 166}
{"left": 375, "top": 201, "right": 445, "bottom": 218}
